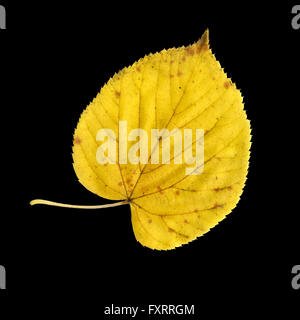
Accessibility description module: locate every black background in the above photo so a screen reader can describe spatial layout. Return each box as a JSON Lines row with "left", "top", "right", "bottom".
{"left": 0, "top": 1, "right": 299, "bottom": 317}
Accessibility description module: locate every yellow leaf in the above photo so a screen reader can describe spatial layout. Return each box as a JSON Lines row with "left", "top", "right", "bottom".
{"left": 32, "top": 30, "right": 251, "bottom": 250}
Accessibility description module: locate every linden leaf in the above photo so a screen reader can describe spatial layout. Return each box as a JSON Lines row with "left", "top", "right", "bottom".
{"left": 31, "top": 30, "right": 251, "bottom": 250}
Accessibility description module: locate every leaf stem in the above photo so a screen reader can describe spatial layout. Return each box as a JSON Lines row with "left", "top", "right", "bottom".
{"left": 30, "top": 199, "right": 128, "bottom": 209}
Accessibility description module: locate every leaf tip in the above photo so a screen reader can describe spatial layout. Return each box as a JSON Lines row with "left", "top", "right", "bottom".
{"left": 198, "top": 28, "right": 210, "bottom": 49}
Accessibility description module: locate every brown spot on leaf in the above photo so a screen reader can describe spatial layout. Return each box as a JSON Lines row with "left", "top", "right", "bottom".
{"left": 177, "top": 71, "right": 183, "bottom": 76}
{"left": 213, "top": 203, "right": 224, "bottom": 209}
{"left": 184, "top": 219, "right": 188, "bottom": 224}
{"left": 170, "top": 74, "right": 174, "bottom": 78}
{"left": 181, "top": 56, "right": 186, "bottom": 62}
{"left": 157, "top": 186, "right": 164, "bottom": 194}
{"left": 74, "top": 137, "right": 82, "bottom": 144}
{"left": 168, "top": 227, "right": 175, "bottom": 233}
{"left": 115, "top": 90, "right": 121, "bottom": 98}
{"left": 175, "top": 190, "right": 180, "bottom": 195}
{"left": 200, "top": 44, "right": 209, "bottom": 52}
{"left": 136, "top": 66, "right": 141, "bottom": 72}
{"left": 148, "top": 219, "right": 152, "bottom": 224}
{"left": 194, "top": 209, "right": 198, "bottom": 213}
{"left": 214, "top": 188, "right": 221, "bottom": 192}
{"left": 228, "top": 186, "right": 233, "bottom": 190}
{"left": 224, "top": 81, "right": 231, "bottom": 89}
{"left": 118, "top": 181, "right": 123, "bottom": 186}
{"left": 196, "top": 43, "right": 209, "bottom": 54}
{"left": 185, "top": 47, "right": 194, "bottom": 56}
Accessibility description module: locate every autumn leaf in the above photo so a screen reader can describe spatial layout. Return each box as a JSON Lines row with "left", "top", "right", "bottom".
{"left": 31, "top": 30, "right": 251, "bottom": 250}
